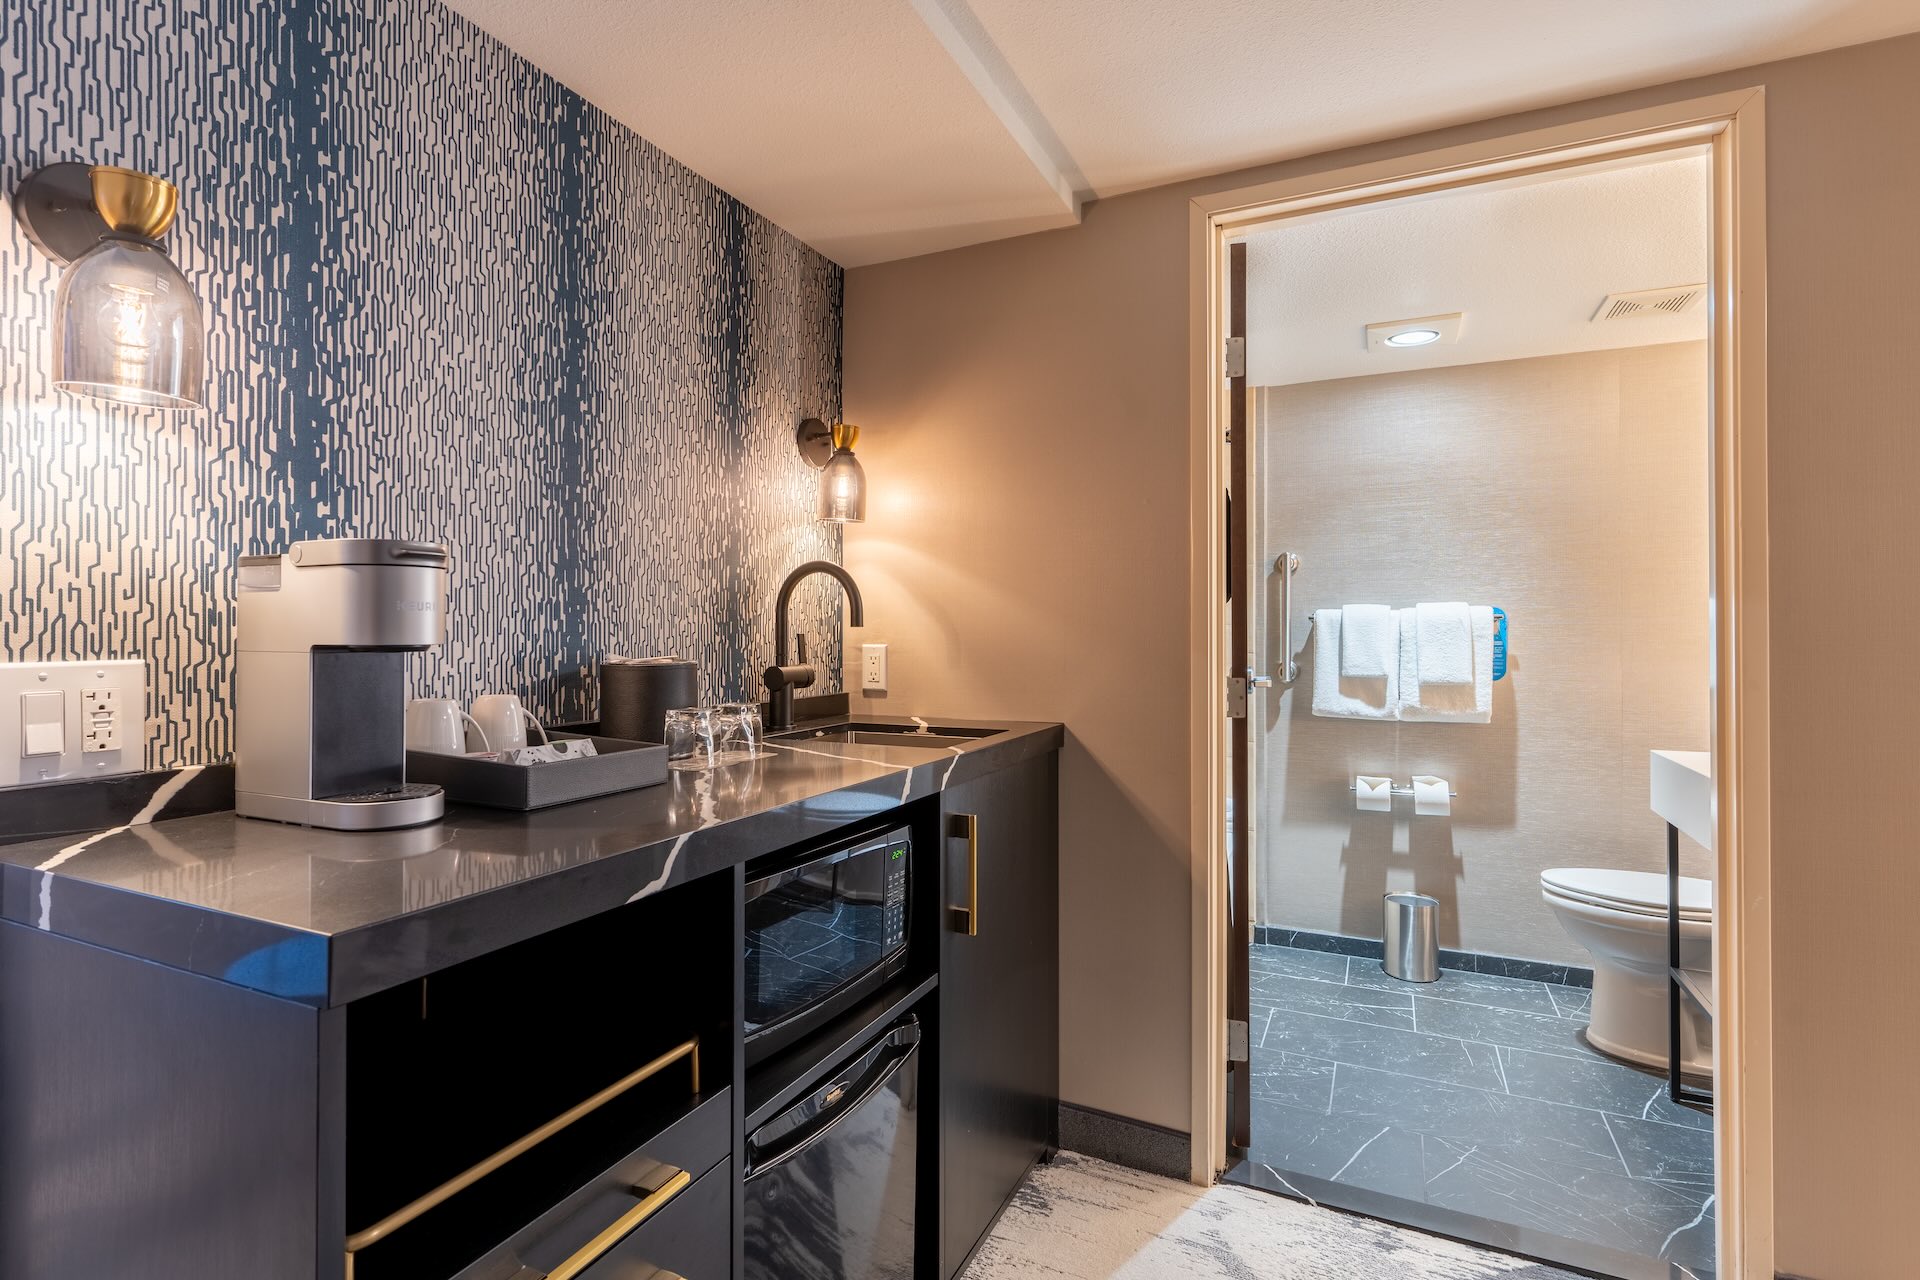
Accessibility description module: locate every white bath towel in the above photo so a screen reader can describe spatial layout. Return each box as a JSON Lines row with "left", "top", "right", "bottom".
{"left": 1312, "top": 609, "right": 1399, "bottom": 719}
{"left": 1399, "top": 606, "right": 1494, "bottom": 723}
{"left": 1414, "top": 602, "right": 1474, "bottom": 687}
{"left": 1339, "top": 604, "right": 1396, "bottom": 680}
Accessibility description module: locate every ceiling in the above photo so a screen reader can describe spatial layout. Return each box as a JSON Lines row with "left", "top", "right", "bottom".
{"left": 443, "top": 0, "right": 1920, "bottom": 265}
{"left": 1243, "top": 152, "right": 1712, "bottom": 386}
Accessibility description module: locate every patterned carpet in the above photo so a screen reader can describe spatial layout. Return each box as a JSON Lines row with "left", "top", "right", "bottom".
{"left": 964, "top": 1153, "right": 1580, "bottom": 1279}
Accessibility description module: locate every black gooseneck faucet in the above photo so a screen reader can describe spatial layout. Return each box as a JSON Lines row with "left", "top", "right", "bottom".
{"left": 764, "top": 560, "right": 864, "bottom": 731}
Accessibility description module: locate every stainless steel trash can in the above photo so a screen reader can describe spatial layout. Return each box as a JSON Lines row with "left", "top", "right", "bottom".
{"left": 1383, "top": 892, "right": 1439, "bottom": 983}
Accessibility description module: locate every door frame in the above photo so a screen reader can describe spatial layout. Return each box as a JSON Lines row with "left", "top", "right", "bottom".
{"left": 1184, "top": 88, "right": 1772, "bottom": 1276}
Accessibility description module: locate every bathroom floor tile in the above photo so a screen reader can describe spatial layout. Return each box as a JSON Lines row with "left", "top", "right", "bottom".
{"left": 1250, "top": 972, "right": 1417, "bottom": 1031}
{"left": 1248, "top": 942, "right": 1717, "bottom": 1276}
{"left": 1348, "top": 962, "right": 1563, "bottom": 1018}
{"left": 1248, "top": 1100, "right": 1429, "bottom": 1202}
{"left": 1263, "top": 1006, "right": 1506, "bottom": 1093}
{"left": 1603, "top": 1112, "right": 1716, "bottom": 1185}
{"left": 1330, "top": 1061, "right": 1628, "bottom": 1176}
{"left": 1249, "top": 943, "right": 1352, "bottom": 984}
{"left": 1424, "top": 1145, "right": 1716, "bottom": 1271}
{"left": 1412, "top": 994, "right": 1595, "bottom": 1059}
{"left": 1498, "top": 1045, "right": 1713, "bottom": 1132}
{"left": 1249, "top": 1048, "right": 1337, "bottom": 1114}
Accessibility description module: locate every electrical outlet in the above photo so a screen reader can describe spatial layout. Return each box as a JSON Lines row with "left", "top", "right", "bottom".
{"left": 861, "top": 643, "right": 888, "bottom": 693}
{"left": 0, "top": 660, "right": 145, "bottom": 787}
{"left": 83, "top": 687, "right": 123, "bottom": 751}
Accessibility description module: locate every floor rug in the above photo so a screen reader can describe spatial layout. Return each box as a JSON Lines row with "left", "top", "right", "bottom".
{"left": 964, "top": 1152, "right": 1581, "bottom": 1279}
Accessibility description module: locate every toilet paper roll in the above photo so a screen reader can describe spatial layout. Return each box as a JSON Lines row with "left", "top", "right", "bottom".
{"left": 1355, "top": 775, "right": 1394, "bottom": 812}
{"left": 1411, "top": 775, "right": 1451, "bottom": 817}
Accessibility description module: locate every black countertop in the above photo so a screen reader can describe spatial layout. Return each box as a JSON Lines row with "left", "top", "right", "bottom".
{"left": 0, "top": 716, "right": 1062, "bottom": 1008}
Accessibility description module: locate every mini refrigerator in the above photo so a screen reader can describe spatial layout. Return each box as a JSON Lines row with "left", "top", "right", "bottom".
{"left": 743, "top": 1016, "right": 919, "bottom": 1279}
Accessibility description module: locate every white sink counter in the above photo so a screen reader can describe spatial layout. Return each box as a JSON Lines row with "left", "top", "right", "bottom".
{"left": 1650, "top": 749, "right": 1713, "bottom": 849}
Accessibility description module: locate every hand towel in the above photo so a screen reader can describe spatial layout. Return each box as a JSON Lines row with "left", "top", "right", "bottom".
{"left": 1414, "top": 602, "right": 1475, "bottom": 687}
{"left": 1399, "top": 606, "right": 1494, "bottom": 723}
{"left": 1339, "top": 604, "right": 1396, "bottom": 680}
{"left": 1312, "top": 609, "right": 1399, "bottom": 719}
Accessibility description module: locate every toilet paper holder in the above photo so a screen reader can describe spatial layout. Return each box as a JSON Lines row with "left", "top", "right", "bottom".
{"left": 1350, "top": 780, "right": 1459, "bottom": 798}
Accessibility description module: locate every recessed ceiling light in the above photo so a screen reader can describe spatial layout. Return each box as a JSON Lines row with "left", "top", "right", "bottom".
{"left": 1365, "top": 313, "right": 1464, "bottom": 353}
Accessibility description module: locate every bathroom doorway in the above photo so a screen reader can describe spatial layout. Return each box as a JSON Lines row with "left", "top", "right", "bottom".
{"left": 1194, "top": 92, "right": 1771, "bottom": 1280}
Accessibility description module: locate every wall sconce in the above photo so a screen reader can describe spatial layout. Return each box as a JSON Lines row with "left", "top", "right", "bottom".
{"left": 11, "top": 162, "right": 206, "bottom": 411}
{"left": 796, "top": 417, "right": 866, "bottom": 523}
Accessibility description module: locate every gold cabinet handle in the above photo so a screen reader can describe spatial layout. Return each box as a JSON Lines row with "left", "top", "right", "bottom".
{"left": 949, "top": 812, "right": 979, "bottom": 936}
{"left": 343, "top": 1038, "right": 699, "bottom": 1277}
{"left": 546, "top": 1169, "right": 693, "bottom": 1280}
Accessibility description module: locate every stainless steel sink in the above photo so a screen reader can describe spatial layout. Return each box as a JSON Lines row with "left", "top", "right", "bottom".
{"left": 773, "top": 722, "right": 998, "bottom": 749}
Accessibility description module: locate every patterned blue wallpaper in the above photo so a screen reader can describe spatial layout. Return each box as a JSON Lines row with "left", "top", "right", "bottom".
{"left": 1, "top": 0, "right": 845, "bottom": 768}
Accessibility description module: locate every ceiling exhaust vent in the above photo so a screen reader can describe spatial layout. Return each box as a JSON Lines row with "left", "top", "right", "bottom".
{"left": 1592, "top": 284, "right": 1707, "bottom": 322}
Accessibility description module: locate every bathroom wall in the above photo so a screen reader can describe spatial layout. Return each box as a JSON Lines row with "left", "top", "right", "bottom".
{"left": 1253, "top": 342, "right": 1712, "bottom": 965}
{"left": 0, "top": 0, "right": 844, "bottom": 769}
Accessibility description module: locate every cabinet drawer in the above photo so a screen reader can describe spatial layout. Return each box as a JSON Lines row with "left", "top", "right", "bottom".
{"left": 550, "top": 1158, "right": 730, "bottom": 1280}
{"left": 449, "top": 1090, "right": 731, "bottom": 1280}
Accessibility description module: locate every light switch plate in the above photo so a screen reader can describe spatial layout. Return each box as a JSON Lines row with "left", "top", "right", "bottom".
{"left": 860, "top": 642, "right": 888, "bottom": 693}
{"left": 0, "top": 660, "right": 146, "bottom": 787}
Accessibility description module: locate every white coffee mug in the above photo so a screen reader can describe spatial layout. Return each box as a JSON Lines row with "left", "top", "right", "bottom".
{"left": 470, "top": 694, "right": 545, "bottom": 753}
{"left": 406, "top": 698, "right": 489, "bottom": 755}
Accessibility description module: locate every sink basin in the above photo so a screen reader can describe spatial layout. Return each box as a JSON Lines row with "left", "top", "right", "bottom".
{"left": 1650, "top": 749, "right": 1713, "bottom": 849}
{"left": 774, "top": 722, "right": 998, "bottom": 750}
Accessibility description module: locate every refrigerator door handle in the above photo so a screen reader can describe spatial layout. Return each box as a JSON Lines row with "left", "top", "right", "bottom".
{"left": 745, "top": 1032, "right": 918, "bottom": 1180}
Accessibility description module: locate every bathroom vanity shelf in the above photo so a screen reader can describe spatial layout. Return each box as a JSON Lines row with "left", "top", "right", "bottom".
{"left": 1667, "top": 821, "right": 1715, "bottom": 1113}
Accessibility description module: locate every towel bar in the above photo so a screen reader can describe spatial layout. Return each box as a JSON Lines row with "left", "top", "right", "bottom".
{"left": 1305, "top": 606, "right": 1510, "bottom": 681}
{"left": 1348, "top": 783, "right": 1459, "bottom": 798}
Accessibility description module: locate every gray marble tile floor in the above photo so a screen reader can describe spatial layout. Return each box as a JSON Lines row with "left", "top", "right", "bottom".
{"left": 1249, "top": 942, "right": 1716, "bottom": 1277}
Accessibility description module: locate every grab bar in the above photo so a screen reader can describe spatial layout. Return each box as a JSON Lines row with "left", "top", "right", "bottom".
{"left": 1276, "top": 552, "right": 1300, "bottom": 684}
{"left": 343, "top": 1036, "right": 701, "bottom": 1278}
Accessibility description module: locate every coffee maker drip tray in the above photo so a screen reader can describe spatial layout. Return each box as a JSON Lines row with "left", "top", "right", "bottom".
{"left": 326, "top": 782, "right": 444, "bottom": 805}
{"left": 235, "top": 784, "right": 445, "bottom": 831}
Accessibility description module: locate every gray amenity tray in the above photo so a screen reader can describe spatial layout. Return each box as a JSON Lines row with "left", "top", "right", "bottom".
{"left": 405, "top": 733, "right": 669, "bottom": 810}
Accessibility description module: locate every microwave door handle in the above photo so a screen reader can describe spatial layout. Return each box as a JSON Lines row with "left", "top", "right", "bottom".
{"left": 744, "top": 1038, "right": 917, "bottom": 1181}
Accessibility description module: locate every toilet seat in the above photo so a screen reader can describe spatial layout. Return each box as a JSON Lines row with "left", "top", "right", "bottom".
{"left": 1540, "top": 867, "right": 1711, "bottom": 921}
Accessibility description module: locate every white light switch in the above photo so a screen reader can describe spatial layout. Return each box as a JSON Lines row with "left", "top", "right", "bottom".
{"left": 22, "top": 692, "right": 64, "bottom": 756}
{"left": 0, "top": 660, "right": 145, "bottom": 787}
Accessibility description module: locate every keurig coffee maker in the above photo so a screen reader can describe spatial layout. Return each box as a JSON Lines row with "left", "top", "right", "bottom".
{"left": 234, "top": 538, "right": 451, "bottom": 830}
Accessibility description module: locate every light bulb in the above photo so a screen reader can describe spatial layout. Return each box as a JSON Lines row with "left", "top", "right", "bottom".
{"left": 104, "top": 285, "right": 156, "bottom": 382}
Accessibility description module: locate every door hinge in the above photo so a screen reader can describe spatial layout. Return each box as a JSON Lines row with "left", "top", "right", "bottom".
{"left": 1227, "top": 1018, "right": 1250, "bottom": 1064}
{"left": 1224, "top": 336, "right": 1247, "bottom": 379}
{"left": 1226, "top": 675, "right": 1272, "bottom": 718}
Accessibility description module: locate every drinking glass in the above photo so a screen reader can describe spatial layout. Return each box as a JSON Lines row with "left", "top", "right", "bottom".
{"left": 714, "top": 702, "right": 763, "bottom": 762}
{"left": 664, "top": 707, "right": 716, "bottom": 766}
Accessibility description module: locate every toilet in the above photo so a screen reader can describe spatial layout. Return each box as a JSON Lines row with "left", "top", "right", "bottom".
{"left": 1541, "top": 867, "right": 1712, "bottom": 1075}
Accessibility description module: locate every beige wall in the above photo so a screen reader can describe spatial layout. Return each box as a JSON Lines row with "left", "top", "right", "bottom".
{"left": 1255, "top": 345, "right": 1712, "bottom": 965}
{"left": 846, "top": 31, "right": 1920, "bottom": 1279}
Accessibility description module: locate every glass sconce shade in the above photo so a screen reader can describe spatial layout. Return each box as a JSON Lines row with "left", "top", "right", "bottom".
{"left": 817, "top": 423, "right": 866, "bottom": 523}
{"left": 54, "top": 236, "right": 205, "bottom": 411}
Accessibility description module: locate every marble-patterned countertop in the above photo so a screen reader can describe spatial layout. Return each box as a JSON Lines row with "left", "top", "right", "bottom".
{"left": 0, "top": 715, "right": 1062, "bottom": 1007}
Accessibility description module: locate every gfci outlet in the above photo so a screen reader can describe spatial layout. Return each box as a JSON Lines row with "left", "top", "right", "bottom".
{"left": 0, "top": 659, "right": 146, "bottom": 788}
{"left": 861, "top": 642, "right": 888, "bottom": 693}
